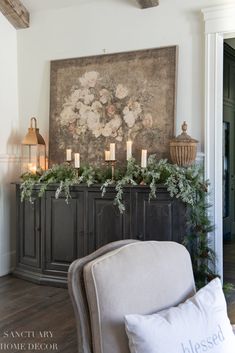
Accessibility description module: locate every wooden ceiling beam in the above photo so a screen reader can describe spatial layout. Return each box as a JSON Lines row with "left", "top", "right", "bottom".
{"left": 0, "top": 0, "right": 29, "bottom": 29}
{"left": 137, "top": 0, "right": 159, "bottom": 9}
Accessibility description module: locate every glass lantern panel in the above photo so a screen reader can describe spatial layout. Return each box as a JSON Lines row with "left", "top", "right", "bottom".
{"left": 21, "top": 144, "right": 46, "bottom": 174}
{"left": 37, "top": 144, "right": 46, "bottom": 171}
{"left": 21, "top": 145, "right": 37, "bottom": 174}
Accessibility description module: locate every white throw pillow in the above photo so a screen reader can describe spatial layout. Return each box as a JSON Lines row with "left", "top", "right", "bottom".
{"left": 125, "top": 278, "right": 235, "bottom": 353}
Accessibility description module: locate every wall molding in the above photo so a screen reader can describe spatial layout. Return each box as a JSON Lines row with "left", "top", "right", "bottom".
{"left": 0, "top": 154, "right": 21, "bottom": 163}
{"left": 202, "top": 4, "right": 235, "bottom": 34}
{"left": 202, "top": 3, "right": 235, "bottom": 19}
{"left": 202, "top": 4, "right": 235, "bottom": 280}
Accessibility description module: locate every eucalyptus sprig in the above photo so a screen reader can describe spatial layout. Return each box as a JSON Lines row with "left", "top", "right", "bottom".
{"left": 77, "top": 166, "right": 97, "bottom": 187}
{"left": 20, "top": 172, "right": 41, "bottom": 203}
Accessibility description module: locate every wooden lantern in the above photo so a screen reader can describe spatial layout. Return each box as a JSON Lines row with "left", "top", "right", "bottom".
{"left": 169, "top": 122, "right": 198, "bottom": 167}
{"left": 21, "top": 117, "right": 46, "bottom": 174}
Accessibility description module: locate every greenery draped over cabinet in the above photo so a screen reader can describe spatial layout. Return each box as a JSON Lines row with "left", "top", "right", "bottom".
{"left": 20, "top": 155, "right": 216, "bottom": 288}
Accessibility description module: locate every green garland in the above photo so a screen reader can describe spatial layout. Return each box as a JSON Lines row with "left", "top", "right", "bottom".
{"left": 20, "top": 155, "right": 217, "bottom": 288}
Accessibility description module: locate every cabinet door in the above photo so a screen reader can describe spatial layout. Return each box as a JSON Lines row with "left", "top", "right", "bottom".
{"left": 17, "top": 189, "right": 41, "bottom": 269}
{"left": 44, "top": 190, "right": 85, "bottom": 274}
{"left": 87, "top": 190, "right": 130, "bottom": 254}
{"left": 133, "top": 188, "right": 186, "bottom": 243}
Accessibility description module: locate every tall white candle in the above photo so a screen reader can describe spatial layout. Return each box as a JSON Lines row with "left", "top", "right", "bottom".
{"left": 74, "top": 153, "right": 80, "bottom": 168}
{"left": 126, "top": 141, "right": 132, "bottom": 160}
{"left": 105, "top": 150, "right": 111, "bottom": 161}
{"left": 141, "top": 149, "right": 147, "bottom": 168}
{"left": 110, "top": 143, "right": 115, "bottom": 160}
{"left": 66, "top": 149, "right": 72, "bottom": 161}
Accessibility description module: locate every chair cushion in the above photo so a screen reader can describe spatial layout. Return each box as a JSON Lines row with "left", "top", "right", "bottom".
{"left": 125, "top": 278, "right": 235, "bottom": 353}
{"left": 83, "top": 241, "right": 195, "bottom": 353}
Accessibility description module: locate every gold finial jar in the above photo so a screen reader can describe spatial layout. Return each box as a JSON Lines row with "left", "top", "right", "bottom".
{"left": 169, "top": 122, "right": 198, "bottom": 167}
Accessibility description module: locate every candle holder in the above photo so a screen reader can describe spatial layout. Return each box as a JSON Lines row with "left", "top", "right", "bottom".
{"left": 105, "top": 160, "right": 116, "bottom": 180}
{"left": 75, "top": 167, "right": 80, "bottom": 179}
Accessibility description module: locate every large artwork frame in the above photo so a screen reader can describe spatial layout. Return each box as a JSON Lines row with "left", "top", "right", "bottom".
{"left": 49, "top": 46, "right": 177, "bottom": 166}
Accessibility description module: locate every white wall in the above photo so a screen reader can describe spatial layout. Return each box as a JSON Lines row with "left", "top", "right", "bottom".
{"left": 17, "top": 0, "right": 226, "bottom": 152}
{"left": 0, "top": 14, "right": 20, "bottom": 276}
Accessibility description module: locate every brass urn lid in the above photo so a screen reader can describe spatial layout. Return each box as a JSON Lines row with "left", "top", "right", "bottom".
{"left": 22, "top": 117, "right": 46, "bottom": 146}
{"left": 170, "top": 121, "right": 198, "bottom": 145}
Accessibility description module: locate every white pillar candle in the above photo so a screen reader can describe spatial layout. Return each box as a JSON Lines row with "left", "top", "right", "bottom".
{"left": 74, "top": 153, "right": 80, "bottom": 168}
{"left": 126, "top": 141, "right": 132, "bottom": 160}
{"left": 105, "top": 150, "right": 111, "bottom": 161}
{"left": 110, "top": 143, "right": 115, "bottom": 160}
{"left": 141, "top": 149, "right": 147, "bottom": 168}
{"left": 66, "top": 149, "right": 72, "bottom": 161}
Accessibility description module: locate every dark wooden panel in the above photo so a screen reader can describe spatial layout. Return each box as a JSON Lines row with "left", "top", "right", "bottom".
{"left": 51, "top": 198, "right": 77, "bottom": 262}
{"left": 44, "top": 191, "right": 84, "bottom": 274}
{"left": 171, "top": 198, "right": 188, "bottom": 243}
{"left": 133, "top": 188, "right": 186, "bottom": 243}
{"left": 134, "top": 189, "right": 173, "bottom": 241}
{"left": 23, "top": 202, "right": 37, "bottom": 258}
{"left": 18, "top": 192, "right": 41, "bottom": 269}
{"left": 87, "top": 190, "right": 130, "bottom": 253}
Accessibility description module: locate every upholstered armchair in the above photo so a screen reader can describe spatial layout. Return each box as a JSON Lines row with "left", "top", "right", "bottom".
{"left": 68, "top": 240, "right": 201, "bottom": 353}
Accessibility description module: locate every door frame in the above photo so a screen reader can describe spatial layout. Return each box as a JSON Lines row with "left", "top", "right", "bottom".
{"left": 202, "top": 4, "right": 235, "bottom": 280}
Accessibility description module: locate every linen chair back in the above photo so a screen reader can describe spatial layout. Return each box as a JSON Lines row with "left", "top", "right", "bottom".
{"left": 68, "top": 240, "right": 195, "bottom": 353}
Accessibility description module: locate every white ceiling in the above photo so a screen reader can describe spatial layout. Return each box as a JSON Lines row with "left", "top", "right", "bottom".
{"left": 21, "top": 0, "right": 85, "bottom": 12}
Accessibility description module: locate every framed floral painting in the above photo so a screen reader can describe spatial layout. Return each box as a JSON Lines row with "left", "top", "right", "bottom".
{"left": 49, "top": 46, "right": 177, "bottom": 166}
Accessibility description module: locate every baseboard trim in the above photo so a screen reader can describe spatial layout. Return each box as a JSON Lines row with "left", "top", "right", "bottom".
{"left": 13, "top": 268, "right": 67, "bottom": 288}
{"left": 0, "top": 250, "right": 16, "bottom": 277}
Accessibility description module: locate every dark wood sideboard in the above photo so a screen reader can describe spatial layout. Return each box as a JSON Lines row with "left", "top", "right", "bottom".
{"left": 14, "top": 184, "right": 187, "bottom": 287}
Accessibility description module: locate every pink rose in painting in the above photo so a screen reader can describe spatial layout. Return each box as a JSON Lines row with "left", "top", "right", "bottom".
{"left": 106, "top": 104, "right": 116, "bottom": 117}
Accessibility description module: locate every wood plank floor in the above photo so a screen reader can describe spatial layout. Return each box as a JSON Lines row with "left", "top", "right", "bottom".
{"left": 0, "top": 271, "right": 234, "bottom": 353}
{"left": 0, "top": 276, "right": 77, "bottom": 353}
